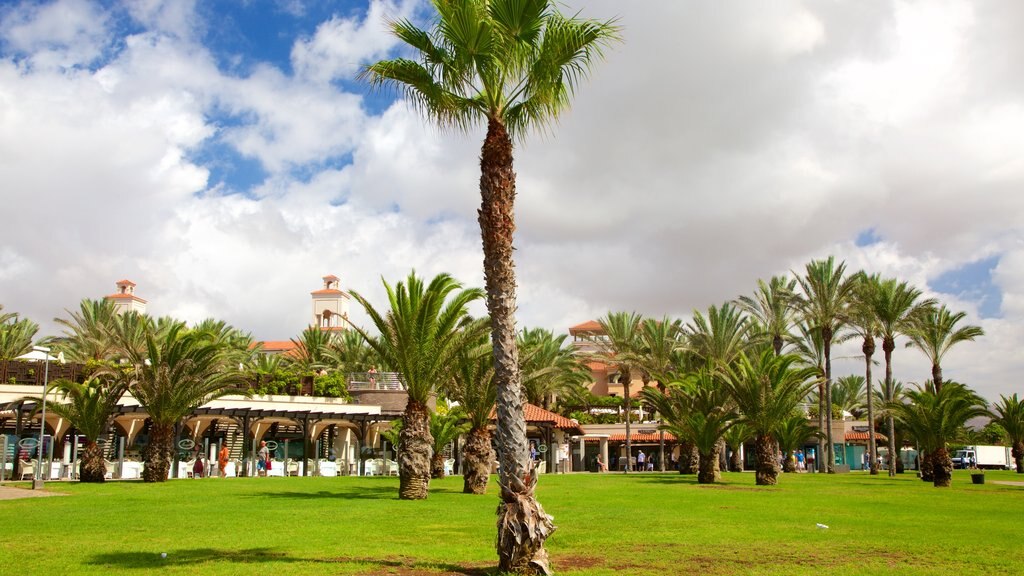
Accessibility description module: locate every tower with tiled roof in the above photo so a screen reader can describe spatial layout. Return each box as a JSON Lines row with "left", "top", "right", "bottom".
{"left": 105, "top": 279, "right": 147, "bottom": 315}
{"left": 311, "top": 274, "right": 349, "bottom": 331}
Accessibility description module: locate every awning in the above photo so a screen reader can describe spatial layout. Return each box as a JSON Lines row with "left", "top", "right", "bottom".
{"left": 845, "top": 431, "right": 888, "bottom": 442}
{"left": 586, "top": 432, "right": 677, "bottom": 443}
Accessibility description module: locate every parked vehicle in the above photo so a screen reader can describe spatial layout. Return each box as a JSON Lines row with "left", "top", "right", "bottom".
{"left": 951, "top": 445, "right": 1015, "bottom": 470}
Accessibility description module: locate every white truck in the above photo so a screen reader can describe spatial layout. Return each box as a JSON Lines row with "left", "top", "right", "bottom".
{"left": 951, "top": 445, "right": 1015, "bottom": 470}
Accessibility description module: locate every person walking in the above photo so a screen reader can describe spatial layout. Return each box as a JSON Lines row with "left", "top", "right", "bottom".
{"left": 637, "top": 450, "right": 646, "bottom": 472}
{"left": 257, "top": 440, "right": 269, "bottom": 477}
{"left": 217, "top": 443, "right": 230, "bottom": 478}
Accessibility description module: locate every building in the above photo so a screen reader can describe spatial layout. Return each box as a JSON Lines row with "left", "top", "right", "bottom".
{"left": 104, "top": 280, "right": 146, "bottom": 315}
{"left": 311, "top": 274, "right": 350, "bottom": 332}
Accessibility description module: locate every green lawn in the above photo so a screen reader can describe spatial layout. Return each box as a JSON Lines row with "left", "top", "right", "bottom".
{"left": 1, "top": 470, "right": 1021, "bottom": 575}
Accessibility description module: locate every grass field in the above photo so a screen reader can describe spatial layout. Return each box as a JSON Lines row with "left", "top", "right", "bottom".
{"left": 1, "top": 470, "right": 1021, "bottom": 575}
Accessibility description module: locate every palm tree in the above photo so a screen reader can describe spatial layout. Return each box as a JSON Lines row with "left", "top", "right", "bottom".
{"left": 848, "top": 273, "right": 882, "bottom": 474}
{"left": 289, "top": 325, "right": 338, "bottom": 372}
{"left": 446, "top": 338, "right": 499, "bottom": 494}
{"left": 990, "top": 394, "right": 1024, "bottom": 474}
{"left": 722, "top": 423, "right": 752, "bottom": 472}
{"left": 830, "top": 375, "right": 867, "bottom": 417}
{"left": 887, "top": 381, "right": 988, "bottom": 487}
{"left": 905, "top": 305, "right": 984, "bottom": 393}
{"left": 636, "top": 316, "right": 684, "bottom": 471}
{"left": 53, "top": 298, "right": 120, "bottom": 362}
{"left": 642, "top": 369, "right": 736, "bottom": 484}
{"left": 776, "top": 415, "right": 820, "bottom": 472}
{"left": 794, "top": 256, "right": 857, "bottom": 473}
{"left": 720, "top": 351, "right": 819, "bottom": 485}
{"left": 121, "top": 324, "right": 245, "bottom": 482}
{"left": 0, "top": 315, "right": 38, "bottom": 360}
{"left": 362, "top": 3, "right": 619, "bottom": 571}
{"left": 736, "top": 275, "right": 798, "bottom": 356}
{"left": 31, "top": 376, "right": 128, "bottom": 482}
{"left": 349, "top": 272, "right": 484, "bottom": 500}
{"left": 685, "top": 303, "right": 753, "bottom": 369}
{"left": 518, "top": 328, "right": 588, "bottom": 409}
{"left": 589, "top": 312, "right": 644, "bottom": 474}
{"left": 192, "top": 318, "right": 257, "bottom": 367}
{"left": 326, "top": 329, "right": 378, "bottom": 374}
{"left": 791, "top": 321, "right": 827, "bottom": 471}
{"left": 863, "top": 277, "right": 935, "bottom": 477}
{"left": 430, "top": 405, "right": 469, "bottom": 478}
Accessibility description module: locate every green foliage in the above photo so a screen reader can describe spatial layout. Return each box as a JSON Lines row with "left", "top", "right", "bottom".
{"left": 720, "top": 351, "right": 820, "bottom": 440}
{"left": 312, "top": 371, "right": 350, "bottom": 399}
{"left": 0, "top": 312, "right": 39, "bottom": 360}
{"left": 888, "top": 381, "right": 989, "bottom": 454}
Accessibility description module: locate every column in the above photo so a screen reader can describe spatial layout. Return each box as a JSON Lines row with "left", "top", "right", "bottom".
{"left": 578, "top": 436, "right": 585, "bottom": 472}
{"left": 600, "top": 438, "right": 609, "bottom": 473}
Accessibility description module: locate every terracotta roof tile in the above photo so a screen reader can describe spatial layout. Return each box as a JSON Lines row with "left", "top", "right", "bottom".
{"left": 311, "top": 289, "right": 347, "bottom": 296}
{"left": 845, "top": 431, "right": 887, "bottom": 442}
{"left": 586, "top": 432, "right": 677, "bottom": 443}
{"left": 568, "top": 320, "right": 603, "bottom": 334}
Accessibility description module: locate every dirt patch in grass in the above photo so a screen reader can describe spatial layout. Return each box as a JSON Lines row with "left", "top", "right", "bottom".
{"left": 345, "top": 555, "right": 494, "bottom": 576}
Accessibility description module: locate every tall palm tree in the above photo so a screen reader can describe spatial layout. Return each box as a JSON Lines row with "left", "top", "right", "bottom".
{"left": 791, "top": 320, "right": 827, "bottom": 471}
{"left": 326, "top": 329, "right": 378, "bottom": 374}
{"left": 31, "top": 376, "right": 129, "bottom": 482}
{"left": 887, "top": 381, "right": 988, "bottom": 487}
{"left": 637, "top": 316, "right": 684, "bottom": 471}
{"left": 53, "top": 298, "right": 120, "bottom": 362}
{"left": 848, "top": 273, "right": 882, "bottom": 474}
{"left": 736, "top": 275, "right": 798, "bottom": 355}
{"left": 446, "top": 338, "right": 499, "bottom": 494}
{"left": 589, "top": 312, "right": 644, "bottom": 475}
{"left": 720, "top": 351, "right": 819, "bottom": 485}
{"left": 642, "top": 369, "right": 736, "bottom": 484}
{"left": 349, "top": 272, "right": 485, "bottom": 500}
{"left": 864, "top": 277, "right": 935, "bottom": 476}
{"left": 121, "top": 324, "right": 245, "bottom": 482}
{"left": 192, "top": 318, "right": 257, "bottom": 367}
{"left": 794, "top": 256, "right": 857, "bottom": 473}
{"left": 363, "top": 3, "right": 618, "bottom": 571}
{"left": 905, "top": 305, "right": 984, "bottom": 393}
{"left": 989, "top": 394, "right": 1024, "bottom": 474}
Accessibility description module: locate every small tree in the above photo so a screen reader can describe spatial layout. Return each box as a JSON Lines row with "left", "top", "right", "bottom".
{"left": 445, "top": 338, "right": 498, "bottom": 494}
{"left": 430, "top": 405, "right": 470, "bottom": 478}
{"left": 887, "top": 381, "right": 988, "bottom": 487}
{"left": 990, "top": 394, "right": 1024, "bottom": 474}
{"left": 775, "top": 415, "right": 820, "bottom": 473}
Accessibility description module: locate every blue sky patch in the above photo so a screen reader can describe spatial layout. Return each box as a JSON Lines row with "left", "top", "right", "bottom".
{"left": 855, "top": 228, "right": 882, "bottom": 247}
{"left": 929, "top": 255, "right": 1002, "bottom": 318}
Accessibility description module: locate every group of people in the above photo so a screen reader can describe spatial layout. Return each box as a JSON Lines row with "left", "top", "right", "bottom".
{"left": 188, "top": 443, "right": 233, "bottom": 478}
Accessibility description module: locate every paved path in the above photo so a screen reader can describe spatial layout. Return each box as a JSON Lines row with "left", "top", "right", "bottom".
{"left": 0, "top": 485, "right": 67, "bottom": 500}
{"left": 992, "top": 480, "right": 1024, "bottom": 487}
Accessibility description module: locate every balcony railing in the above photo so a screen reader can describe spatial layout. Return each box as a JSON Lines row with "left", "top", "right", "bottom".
{"left": 347, "top": 372, "right": 406, "bottom": 391}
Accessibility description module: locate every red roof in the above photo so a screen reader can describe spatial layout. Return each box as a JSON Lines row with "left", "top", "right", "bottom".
{"left": 845, "top": 431, "right": 888, "bottom": 442}
{"left": 115, "top": 279, "right": 136, "bottom": 286}
{"left": 490, "top": 403, "right": 583, "bottom": 434}
{"left": 569, "top": 320, "right": 603, "bottom": 335}
{"left": 586, "top": 432, "right": 677, "bottom": 443}
{"left": 104, "top": 294, "right": 147, "bottom": 303}
{"left": 311, "top": 289, "right": 347, "bottom": 296}
{"left": 258, "top": 341, "right": 298, "bottom": 352}
{"left": 323, "top": 274, "right": 340, "bottom": 281}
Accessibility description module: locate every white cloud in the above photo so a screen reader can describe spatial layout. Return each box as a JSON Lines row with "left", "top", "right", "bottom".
{"left": 0, "top": 0, "right": 1022, "bottom": 402}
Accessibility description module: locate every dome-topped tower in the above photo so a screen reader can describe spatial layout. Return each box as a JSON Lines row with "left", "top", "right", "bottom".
{"left": 311, "top": 274, "right": 350, "bottom": 331}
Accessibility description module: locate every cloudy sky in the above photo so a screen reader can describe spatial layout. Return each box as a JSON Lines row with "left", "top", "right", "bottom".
{"left": 1, "top": 0, "right": 1021, "bottom": 400}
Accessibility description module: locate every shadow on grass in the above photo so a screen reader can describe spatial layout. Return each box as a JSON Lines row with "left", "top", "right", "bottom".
{"left": 86, "top": 547, "right": 497, "bottom": 574}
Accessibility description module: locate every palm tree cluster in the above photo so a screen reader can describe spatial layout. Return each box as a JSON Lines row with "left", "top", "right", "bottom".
{"left": 577, "top": 255, "right": 988, "bottom": 488}
{"left": 0, "top": 304, "right": 40, "bottom": 360}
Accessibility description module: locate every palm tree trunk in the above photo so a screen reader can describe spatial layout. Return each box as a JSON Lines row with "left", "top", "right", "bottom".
{"left": 463, "top": 427, "right": 493, "bottom": 494}
{"left": 863, "top": 337, "right": 879, "bottom": 475}
{"left": 824, "top": 332, "right": 835, "bottom": 474}
{"left": 480, "top": 118, "right": 554, "bottom": 575}
{"left": 932, "top": 446, "right": 953, "bottom": 487}
{"left": 816, "top": 381, "right": 825, "bottom": 472}
{"left": 754, "top": 434, "right": 779, "bottom": 485}
{"left": 884, "top": 346, "right": 898, "bottom": 478}
{"left": 932, "top": 363, "right": 943, "bottom": 393}
{"left": 678, "top": 440, "right": 698, "bottom": 474}
{"left": 143, "top": 422, "right": 174, "bottom": 483}
{"left": 1012, "top": 442, "right": 1023, "bottom": 474}
{"left": 623, "top": 376, "right": 631, "bottom": 474}
{"left": 697, "top": 449, "right": 717, "bottom": 484}
{"left": 430, "top": 451, "right": 446, "bottom": 479}
{"left": 729, "top": 445, "right": 743, "bottom": 472}
{"left": 79, "top": 440, "right": 106, "bottom": 483}
{"left": 399, "top": 400, "right": 432, "bottom": 500}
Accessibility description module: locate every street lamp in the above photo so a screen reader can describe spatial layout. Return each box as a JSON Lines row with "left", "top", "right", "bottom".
{"left": 32, "top": 345, "right": 51, "bottom": 490}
